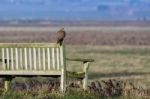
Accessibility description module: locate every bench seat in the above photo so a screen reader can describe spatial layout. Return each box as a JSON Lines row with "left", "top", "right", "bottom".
{"left": 0, "top": 70, "right": 61, "bottom": 76}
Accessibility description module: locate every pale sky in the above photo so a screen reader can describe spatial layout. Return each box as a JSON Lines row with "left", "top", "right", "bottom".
{"left": 0, "top": 0, "right": 149, "bottom": 20}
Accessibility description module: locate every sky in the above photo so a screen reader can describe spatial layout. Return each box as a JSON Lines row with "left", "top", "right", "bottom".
{"left": 0, "top": 0, "right": 150, "bottom": 20}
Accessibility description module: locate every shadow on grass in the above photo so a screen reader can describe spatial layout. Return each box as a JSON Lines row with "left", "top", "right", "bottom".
{"left": 89, "top": 71, "right": 150, "bottom": 79}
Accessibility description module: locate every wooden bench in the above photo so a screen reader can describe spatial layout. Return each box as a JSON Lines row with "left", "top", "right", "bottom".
{"left": 0, "top": 43, "right": 94, "bottom": 92}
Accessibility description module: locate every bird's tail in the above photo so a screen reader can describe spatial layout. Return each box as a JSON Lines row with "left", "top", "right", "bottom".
{"left": 57, "top": 39, "right": 63, "bottom": 46}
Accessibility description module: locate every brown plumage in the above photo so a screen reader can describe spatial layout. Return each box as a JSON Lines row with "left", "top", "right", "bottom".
{"left": 56, "top": 28, "right": 66, "bottom": 45}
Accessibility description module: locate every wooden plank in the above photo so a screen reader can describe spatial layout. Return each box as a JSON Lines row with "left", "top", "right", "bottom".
{"left": 0, "top": 43, "right": 60, "bottom": 48}
{"left": 83, "top": 62, "right": 90, "bottom": 90}
{"left": 19, "top": 48, "right": 23, "bottom": 70}
{"left": 42, "top": 48, "right": 46, "bottom": 70}
{"left": 6, "top": 48, "right": 9, "bottom": 70}
{"left": 0, "top": 70, "right": 61, "bottom": 76}
{"left": 67, "top": 71, "right": 85, "bottom": 78}
{"left": 38, "top": 48, "right": 41, "bottom": 70}
{"left": 66, "top": 58, "right": 94, "bottom": 63}
{"left": 52, "top": 48, "right": 55, "bottom": 70}
{"left": 24, "top": 48, "right": 28, "bottom": 70}
{"left": 2, "top": 48, "right": 5, "bottom": 70}
{"left": 60, "top": 46, "right": 63, "bottom": 68}
{"left": 15, "top": 48, "right": 19, "bottom": 70}
{"left": 47, "top": 48, "right": 50, "bottom": 70}
{"left": 29, "top": 48, "right": 32, "bottom": 70}
{"left": 60, "top": 44, "right": 66, "bottom": 93}
{"left": 56, "top": 48, "right": 60, "bottom": 70}
{"left": 4, "top": 80, "right": 9, "bottom": 91}
{"left": 11, "top": 48, "right": 14, "bottom": 70}
{"left": 33, "top": 48, "right": 37, "bottom": 70}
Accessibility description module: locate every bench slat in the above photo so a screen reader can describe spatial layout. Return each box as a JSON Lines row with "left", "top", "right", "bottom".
{"left": 2, "top": 48, "right": 5, "bottom": 70}
{"left": 19, "top": 48, "right": 23, "bottom": 70}
{"left": 0, "top": 70, "right": 61, "bottom": 76}
{"left": 33, "top": 48, "right": 36, "bottom": 70}
{"left": 29, "top": 48, "right": 32, "bottom": 70}
{"left": 60, "top": 46, "right": 63, "bottom": 67}
{"left": 0, "top": 43, "right": 60, "bottom": 48}
{"left": 24, "top": 48, "right": 28, "bottom": 70}
{"left": 6, "top": 48, "right": 9, "bottom": 69}
{"left": 42, "top": 48, "right": 46, "bottom": 70}
{"left": 11, "top": 48, "right": 14, "bottom": 70}
{"left": 15, "top": 48, "right": 19, "bottom": 70}
{"left": 47, "top": 48, "right": 50, "bottom": 70}
{"left": 38, "top": 48, "right": 41, "bottom": 70}
{"left": 52, "top": 48, "right": 55, "bottom": 70}
{"left": 56, "top": 48, "right": 60, "bottom": 70}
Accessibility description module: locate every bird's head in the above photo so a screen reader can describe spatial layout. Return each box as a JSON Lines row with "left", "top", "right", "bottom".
{"left": 57, "top": 28, "right": 65, "bottom": 33}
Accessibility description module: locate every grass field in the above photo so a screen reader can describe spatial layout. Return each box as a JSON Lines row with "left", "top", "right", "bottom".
{"left": 0, "top": 24, "right": 150, "bottom": 98}
{"left": 66, "top": 45, "right": 150, "bottom": 88}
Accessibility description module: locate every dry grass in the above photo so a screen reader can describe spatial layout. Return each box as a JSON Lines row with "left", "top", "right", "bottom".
{"left": 0, "top": 25, "right": 149, "bottom": 88}
{"left": 66, "top": 45, "right": 150, "bottom": 89}
{"left": 0, "top": 25, "right": 150, "bottom": 98}
{"left": 0, "top": 78, "right": 149, "bottom": 98}
{"left": 0, "top": 26, "right": 150, "bottom": 45}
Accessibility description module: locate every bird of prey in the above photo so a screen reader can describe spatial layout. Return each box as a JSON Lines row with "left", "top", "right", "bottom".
{"left": 56, "top": 28, "right": 66, "bottom": 45}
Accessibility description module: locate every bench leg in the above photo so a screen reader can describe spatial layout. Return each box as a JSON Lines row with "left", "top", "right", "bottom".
{"left": 83, "top": 62, "right": 89, "bottom": 90}
{"left": 61, "top": 70, "right": 66, "bottom": 93}
{"left": 4, "top": 77, "right": 13, "bottom": 91}
{"left": 4, "top": 80, "right": 10, "bottom": 91}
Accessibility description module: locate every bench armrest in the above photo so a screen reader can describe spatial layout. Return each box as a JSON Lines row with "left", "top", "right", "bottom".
{"left": 66, "top": 57, "right": 94, "bottom": 90}
{"left": 66, "top": 58, "right": 94, "bottom": 63}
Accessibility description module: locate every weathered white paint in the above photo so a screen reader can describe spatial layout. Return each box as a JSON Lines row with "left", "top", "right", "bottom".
{"left": 47, "top": 48, "right": 50, "bottom": 70}
{"left": 19, "top": 48, "right": 23, "bottom": 69}
{"left": 83, "top": 62, "right": 89, "bottom": 90}
{"left": 60, "top": 44, "right": 66, "bottom": 93}
{"left": 0, "top": 70, "right": 61, "bottom": 75}
{"left": 33, "top": 48, "right": 36, "bottom": 70}
{"left": 24, "top": 48, "right": 28, "bottom": 70}
{"left": 2, "top": 48, "right": 5, "bottom": 70}
{"left": 52, "top": 48, "right": 55, "bottom": 70}
{"left": 6, "top": 48, "right": 9, "bottom": 69}
{"left": 29, "top": 48, "right": 32, "bottom": 70}
{"left": 15, "top": 48, "right": 19, "bottom": 70}
{"left": 38, "top": 48, "right": 41, "bottom": 70}
{"left": 42, "top": 48, "right": 46, "bottom": 70}
{"left": 11, "top": 48, "right": 14, "bottom": 70}
{"left": 56, "top": 48, "right": 60, "bottom": 70}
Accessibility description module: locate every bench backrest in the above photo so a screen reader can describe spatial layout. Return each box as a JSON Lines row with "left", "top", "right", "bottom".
{"left": 0, "top": 43, "right": 65, "bottom": 71}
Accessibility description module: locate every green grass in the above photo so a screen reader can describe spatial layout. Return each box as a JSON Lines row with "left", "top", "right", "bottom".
{"left": 0, "top": 25, "right": 150, "bottom": 98}
{"left": 1, "top": 45, "right": 150, "bottom": 98}
{"left": 66, "top": 45, "right": 150, "bottom": 89}
{"left": 0, "top": 90, "right": 100, "bottom": 99}
{"left": 0, "top": 90, "right": 147, "bottom": 99}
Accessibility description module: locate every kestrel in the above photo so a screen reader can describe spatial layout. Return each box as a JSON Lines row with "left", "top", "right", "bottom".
{"left": 56, "top": 28, "right": 66, "bottom": 45}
